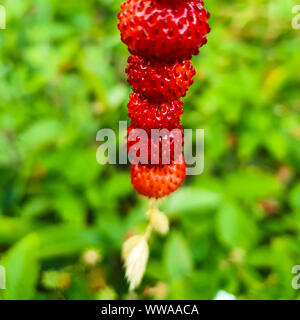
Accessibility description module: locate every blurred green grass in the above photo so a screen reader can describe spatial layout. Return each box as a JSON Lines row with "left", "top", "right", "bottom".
{"left": 0, "top": 0, "right": 300, "bottom": 300}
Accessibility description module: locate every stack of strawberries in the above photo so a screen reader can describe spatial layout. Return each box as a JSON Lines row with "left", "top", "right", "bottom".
{"left": 118, "top": 0, "right": 210, "bottom": 199}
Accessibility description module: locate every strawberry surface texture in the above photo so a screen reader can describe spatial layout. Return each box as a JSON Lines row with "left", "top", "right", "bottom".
{"left": 118, "top": 0, "right": 209, "bottom": 198}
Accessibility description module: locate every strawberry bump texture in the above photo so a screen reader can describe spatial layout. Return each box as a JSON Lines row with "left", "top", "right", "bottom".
{"left": 127, "top": 124, "right": 184, "bottom": 165}
{"left": 131, "top": 156, "right": 187, "bottom": 199}
{"left": 118, "top": 0, "right": 210, "bottom": 61}
{"left": 118, "top": 0, "right": 210, "bottom": 199}
{"left": 127, "top": 93, "right": 183, "bottom": 132}
{"left": 126, "top": 56, "right": 196, "bottom": 103}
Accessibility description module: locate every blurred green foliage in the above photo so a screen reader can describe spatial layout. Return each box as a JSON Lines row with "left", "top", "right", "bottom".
{"left": 0, "top": 0, "right": 300, "bottom": 300}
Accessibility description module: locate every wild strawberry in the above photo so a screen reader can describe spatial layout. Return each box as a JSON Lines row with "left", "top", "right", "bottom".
{"left": 126, "top": 56, "right": 195, "bottom": 103}
{"left": 127, "top": 125, "right": 183, "bottom": 165}
{"left": 118, "top": 0, "right": 210, "bottom": 61}
{"left": 131, "top": 155, "right": 186, "bottom": 198}
{"left": 127, "top": 93, "right": 183, "bottom": 133}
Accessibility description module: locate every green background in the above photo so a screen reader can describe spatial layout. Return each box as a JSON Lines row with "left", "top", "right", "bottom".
{"left": 0, "top": 0, "right": 300, "bottom": 300}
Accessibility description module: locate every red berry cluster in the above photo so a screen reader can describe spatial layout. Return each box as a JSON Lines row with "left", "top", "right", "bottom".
{"left": 118, "top": 0, "right": 210, "bottom": 199}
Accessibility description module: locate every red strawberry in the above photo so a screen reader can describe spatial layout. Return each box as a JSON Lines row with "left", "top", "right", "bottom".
{"left": 126, "top": 56, "right": 195, "bottom": 103}
{"left": 127, "top": 125, "right": 183, "bottom": 165}
{"left": 131, "top": 155, "right": 186, "bottom": 198}
{"left": 127, "top": 93, "right": 183, "bottom": 133}
{"left": 118, "top": 0, "right": 210, "bottom": 61}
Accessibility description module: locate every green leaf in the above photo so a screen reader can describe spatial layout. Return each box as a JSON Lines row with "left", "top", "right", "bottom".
{"left": 216, "top": 201, "right": 258, "bottom": 249}
{"left": 289, "top": 182, "right": 300, "bottom": 210}
{"left": 0, "top": 133, "right": 17, "bottom": 166}
{"left": 163, "top": 232, "right": 193, "bottom": 280}
{"left": 0, "top": 217, "right": 31, "bottom": 244}
{"left": 54, "top": 193, "right": 85, "bottom": 226}
{"left": 247, "top": 247, "right": 274, "bottom": 268}
{"left": 17, "top": 119, "right": 63, "bottom": 154}
{"left": 162, "top": 187, "right": 222, "bottom": 215}
{"left": 225, "top": 169, "right": 281, "bottom": 201}
{"left": 264, "top": 131, "right": 287, "bottom": 161}
{"left": 23, "top": 197, "right": 52, "bottom": 218}
{"left": 271, "top": 237, "right": 296, "bottom": 299}
{"left": 0, "top": 234, "right": 39, "bottom": 300}
{"left": 96, "top": 286, "right": 117, "bottom": 300}
{"left": 37, "top": 225, "right": 101, "bottom": 259}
